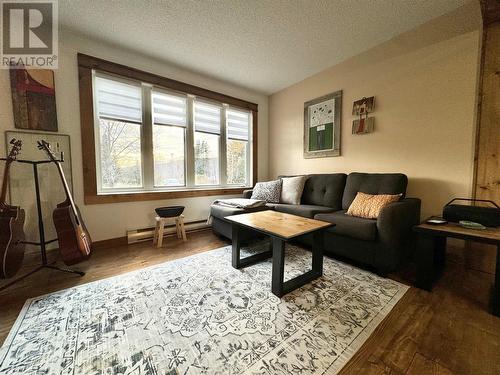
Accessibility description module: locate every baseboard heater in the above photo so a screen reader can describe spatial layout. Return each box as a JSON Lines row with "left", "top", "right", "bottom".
{"left": 126, "top": 219, "right": 209, "bottom": 244}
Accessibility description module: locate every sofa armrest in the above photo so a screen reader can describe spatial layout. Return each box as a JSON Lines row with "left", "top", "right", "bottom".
{"left": 243, "top": 189, "right": 253, "bottom": 199}
{"left": 375, "top": 198, "right": 421, "bottom": 270}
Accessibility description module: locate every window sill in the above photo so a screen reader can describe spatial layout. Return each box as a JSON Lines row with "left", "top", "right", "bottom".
{"left": 84, "top": 186, "right": 249, "bottom": 205}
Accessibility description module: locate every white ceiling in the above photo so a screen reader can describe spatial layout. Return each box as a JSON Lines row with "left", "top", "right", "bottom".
{"left": 59, "top": 0, "right": 471, "bottom": 94}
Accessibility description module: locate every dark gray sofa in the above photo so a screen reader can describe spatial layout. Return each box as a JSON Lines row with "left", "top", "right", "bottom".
{"left": 210, "top": 173, "right": 421, "bottom": 274}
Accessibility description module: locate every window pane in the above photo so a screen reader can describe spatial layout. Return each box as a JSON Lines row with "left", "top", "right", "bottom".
{"left": 227, "top": 139, "right": 247, "bottom": 185}
{"left": 152, "top": 91, "right": 187, "bottom": 127}
{"left": 95, "top": 76, "right": 142, "bottom": 123}
{"left": 227, "top": 109, "right": 250, "bottom": 140}
{"left": 194, "top": 101, "right": 221, "bottom": 134}
{"left": 153, "top": 125, "right": 185, "bottom": 187}
{"left": 194, "top": 132, "right": 219, "bottom": 185}
{"left": 99, "top": 118, "right": 142, "bottom": 189}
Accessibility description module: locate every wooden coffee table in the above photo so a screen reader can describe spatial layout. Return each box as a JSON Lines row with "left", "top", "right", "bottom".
{"left": 413, "top": 221, "right": 500, "bottom": 316}
{"left": 225, "top": 210, "right": 333, "bottom": 297}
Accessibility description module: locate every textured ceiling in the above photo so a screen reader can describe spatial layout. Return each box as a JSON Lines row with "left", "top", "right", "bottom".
{"left": 59, "top": 0, "right": 471, "bottom": 94}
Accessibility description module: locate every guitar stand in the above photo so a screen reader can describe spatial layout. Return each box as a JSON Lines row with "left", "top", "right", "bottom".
{"left": 0, "top": 158, "right": 85, "bottom": 292}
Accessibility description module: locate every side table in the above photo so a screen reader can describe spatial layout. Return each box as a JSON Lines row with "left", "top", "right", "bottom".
{"left": 413, "top": 221, "right": 500, "bottom": 317}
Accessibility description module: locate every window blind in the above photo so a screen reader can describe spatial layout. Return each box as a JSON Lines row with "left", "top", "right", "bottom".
{"left": 194, "top": 101, "right": 221, "bottom": 134}
{"left": 152, "top": 91, "right": 187, "bottom": 127}
{"left": 95, "top": 76, "right": 142, "bottom": 123}
{"left": 227, "top": 109, "right": 250, "bottom": 140}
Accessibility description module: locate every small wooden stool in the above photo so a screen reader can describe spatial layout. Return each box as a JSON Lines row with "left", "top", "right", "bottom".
{"left": 153, "top": 214, "right": 187, "bottom": 248}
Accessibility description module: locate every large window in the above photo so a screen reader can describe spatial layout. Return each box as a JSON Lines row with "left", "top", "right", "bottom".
{"left": 95, "top": 76, "right": 143, "bottom": 190}
{"left": 93, "top": 72, "right": 252, "bottom": 194}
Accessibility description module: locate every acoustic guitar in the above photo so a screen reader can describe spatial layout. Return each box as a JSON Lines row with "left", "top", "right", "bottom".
{"left": 38, "top": 140, "right": 92, "bottom": 265}
{"left": 0, "top": 139, "right": 26, "bottom": 279}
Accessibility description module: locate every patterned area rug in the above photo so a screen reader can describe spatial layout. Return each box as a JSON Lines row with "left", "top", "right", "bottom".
{"left": 0, "top": 243, "right": 408, "bottom": 375}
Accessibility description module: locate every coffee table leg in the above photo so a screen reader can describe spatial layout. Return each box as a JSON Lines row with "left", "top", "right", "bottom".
{"left": 272, "top": 237, "right": 285, "bottom": 297}
{"left": 312, "top": 230, "right": 324, "bottom": 277}
{"left": 415, "top": 234, "right": 435, "bottom": 291}
{"left": 272, "top": 233, "right": 324, "bottom": 298}
{"left": 231, "top": 224, "right": 273, "bottom": 269}
{"left": 493, "top": 245, "right": 500, "bottom": 317}
{"left": 434, "top": 237, "right": 447, "bottom": 271}
{"left": 232, "top": 225, "right": 241, "bottom": 269}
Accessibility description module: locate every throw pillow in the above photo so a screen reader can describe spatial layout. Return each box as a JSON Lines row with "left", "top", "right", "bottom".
{"left": 280, "top": 176, "right": 307, "bottom": 205}
{"left": 251, "top": 179, "right": 282, "bottom": 203}
{"left": 347, "top": 192, "right": 401, "bottom": 219}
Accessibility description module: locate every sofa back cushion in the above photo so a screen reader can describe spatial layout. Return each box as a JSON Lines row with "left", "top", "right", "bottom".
{"left": 342, "top": 173, "right": 408, "bottom": 210}
{"left": 301, "top": 174, "right": 347, "bottom": 209}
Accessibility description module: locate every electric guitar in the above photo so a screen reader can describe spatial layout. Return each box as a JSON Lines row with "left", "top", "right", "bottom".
{"left": 38, "top": 140, "right": 92, "bottom": 265}
{"left": 0, "top": 139, "right": 26, "bottom": 279}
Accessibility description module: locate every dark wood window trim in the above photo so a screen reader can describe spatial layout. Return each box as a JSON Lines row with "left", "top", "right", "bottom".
{"left": 77, "top": 53, "right": 258, "bottom": 205}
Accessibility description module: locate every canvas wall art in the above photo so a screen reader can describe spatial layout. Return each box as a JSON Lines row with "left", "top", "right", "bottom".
{"left": 352, "top": 96, "right": 375, "bottom": 116}
{"left": 303, "top": 90, "right": 342, "bottom": 158}
{"left": 352, "top": 117, "right": 375, "bottom": 134}
{"left": 352, "top": 96, "right": 375, "bottom": 135}
{"left": 10, "top": 67, "right": 58, "bottom": 132}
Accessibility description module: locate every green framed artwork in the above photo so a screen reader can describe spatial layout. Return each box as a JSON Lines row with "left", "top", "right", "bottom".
{"left": 303, "top": 90, "right": 342, "bottom": 158}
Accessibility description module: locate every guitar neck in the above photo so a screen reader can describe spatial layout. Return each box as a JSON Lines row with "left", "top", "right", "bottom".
{"left": 0, "top": 161, "right": 12, "bottom": 207}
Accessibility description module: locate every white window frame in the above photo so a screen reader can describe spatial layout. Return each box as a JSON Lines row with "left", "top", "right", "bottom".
{"left": 92, "top": 71, "right": 252, "bottom": 194}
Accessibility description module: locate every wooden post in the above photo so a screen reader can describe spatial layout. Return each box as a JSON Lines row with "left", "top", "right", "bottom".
{"left": 471, "top": 6, "right": 500, "bottom": 274}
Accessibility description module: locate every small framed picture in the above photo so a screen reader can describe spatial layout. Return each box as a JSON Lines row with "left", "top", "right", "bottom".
{"left": 352, "top": 117, "right": 375, "bottom": 134}
{"left": 352, "top": 96, "right": 375, "bottom": 116}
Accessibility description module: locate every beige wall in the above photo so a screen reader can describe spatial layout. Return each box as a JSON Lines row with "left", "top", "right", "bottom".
{"left": 269, "top": 12, "right": 481, "bottom": 219}
{"left": 0, "top": 30, "right": 269, "bottom": 243}
{"left": 0, "top": 5, "right": 483, "bottom": 244}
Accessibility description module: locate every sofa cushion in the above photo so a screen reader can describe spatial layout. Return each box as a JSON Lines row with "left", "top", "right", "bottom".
{"left": 210, "top": 203, "right": 269, "bottom": 220}
{"left": 301, "top": 174, "right": 347, "bottom": 210}
{"left": 274, "top": 204, "right": 335, "bottom": 218}
{"left": 347, "top": 192, "right": 401, "bottom": 219}
{"left": 281, "top": 176, "right": 307, "bottom": 204}
{"left": 251, "top": 179, "right": 282, "bottom": 203}
{"left": 315, "top": 210, "right": 377, "bottom": 241}
{"left": 342, "top": 173, "right": 408, "bottom": 210}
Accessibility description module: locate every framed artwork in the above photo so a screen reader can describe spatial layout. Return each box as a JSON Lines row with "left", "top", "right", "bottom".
{"left": 303, "top": 90, "right": 342, "bottom": 158}
{"left": 10, "top": 67, "right": 58, "bottom": 132}
{"left": 5, "top": 131, "right": 71, "bottom": 251}
{"left": 352, "top": 117, "right": 375, "bottom": 134}
{"left": 352, "top": 96, "right": 375, "bottom": 116}
{"left": 352, "top": 96, "right": 375, "bottom": 135}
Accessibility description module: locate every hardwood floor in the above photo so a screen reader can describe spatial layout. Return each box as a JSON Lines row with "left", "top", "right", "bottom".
{"left": 1, "top": 229, "right": 499, "bottom": 374}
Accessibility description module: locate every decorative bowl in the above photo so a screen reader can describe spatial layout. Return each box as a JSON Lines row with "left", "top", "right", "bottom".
{"left": 155, "top": 206, "right": 185, "bottom": 218}
{"left": 459, "top": 220, "right": 486, "bottom": 230}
